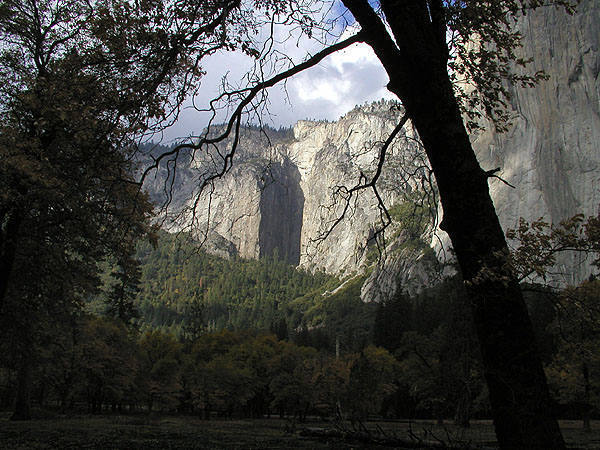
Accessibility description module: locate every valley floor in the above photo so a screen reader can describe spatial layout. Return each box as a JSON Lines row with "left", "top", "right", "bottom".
{"left": 0, "top": 413, "right": 599, "bottom": 449}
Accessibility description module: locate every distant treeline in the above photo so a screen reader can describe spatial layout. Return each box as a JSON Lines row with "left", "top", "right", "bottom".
{"left": 93, "top": 231, "right": 376, "bottom": 353}
{"left": 0, "top": 321, "right": 403, "bottom": 420}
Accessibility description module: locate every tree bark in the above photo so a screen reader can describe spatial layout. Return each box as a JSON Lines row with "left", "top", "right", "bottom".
{"left": 11, "top": 350, "right": 33, "bottom": 421}
{"left": 582, "top": 361, "right": 591, "bottom": 432}
{"left": 0, "top": 207, "right": 21, "bottom": 312}
{"left": 341, "top": 0, "right": 565, "bottom": 448}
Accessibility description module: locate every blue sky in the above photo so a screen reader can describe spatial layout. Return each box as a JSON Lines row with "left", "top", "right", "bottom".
{"left": 159, "top": 1, "right": 393, "bottom": 142}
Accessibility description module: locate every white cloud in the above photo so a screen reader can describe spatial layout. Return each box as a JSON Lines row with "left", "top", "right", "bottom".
{"left": 329, "top": 41, "right": 379, "bottom": 72}
{"left": 160, "top": 23, "right": 393, "bottom": 142}
{"left": 288, "top": 41, "right": 392, "bottom": 120}
{"left": 295, "top": 75, "right": 352, "bottom": 104}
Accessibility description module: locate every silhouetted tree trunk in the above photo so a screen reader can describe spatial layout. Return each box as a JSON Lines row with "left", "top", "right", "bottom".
{"left": 455, "top": 388, "right": 472, "bottom": 429}
{"left": 341, "top": 0, "right": 565, "bottom": 447}
{"left": 11, "top": 350, "right": 32, "bottom": 421}
{"left": 0, "top": 208, "right": 20, "bottom": 311}
{"left": 582, "top": 361, "right": 591, "bottom": 432}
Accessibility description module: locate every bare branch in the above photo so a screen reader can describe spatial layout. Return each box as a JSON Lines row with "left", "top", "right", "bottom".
{"left": 310, "top": 113, "right": 410, "bottom": 250}
{"left": 140, "top": 31, "right": 365, "bottom": 190}
{"left": 485, "top": 167, "right": 516, "bottom": 189}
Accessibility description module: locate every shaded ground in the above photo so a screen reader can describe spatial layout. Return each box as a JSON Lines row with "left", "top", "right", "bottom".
{"left": 0, "top": 413, "right": 599, "bottom": 449}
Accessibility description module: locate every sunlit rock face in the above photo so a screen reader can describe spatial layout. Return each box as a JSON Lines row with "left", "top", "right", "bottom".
{"left": 176, "top": 101, "right": 422, "bottom": 275}
{"left": 183, "top": 128, "right": 292, "bottom": 262}
{"left": 469, "top": 0, "right": 600, "bottom": 285}
{"left": 289, "top": 103, "right": 417, "bottom": 274}
{"left": 159, "top": 0, "right": 599, "bottom": 295}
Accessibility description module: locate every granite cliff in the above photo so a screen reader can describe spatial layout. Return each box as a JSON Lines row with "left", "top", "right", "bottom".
{"left": 469, "top": 0, "right": 600, "bottom": 285}
{"left": 154, "top": 0, "right": 599, "bottom": 298}
{"left": 171, "top": 101, "right": 426, "bottom": 278}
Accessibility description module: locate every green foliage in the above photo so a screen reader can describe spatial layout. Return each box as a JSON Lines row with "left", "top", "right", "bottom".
{"left": 505, "top": 213, "right": 600, "bottom": 425}
{"left": 125, "top": 232, "right": 336, "bottom": 337}
{"left": 343, "top": 346, "right": 399, "bottom": 420}
{"left": 374, "top": 276, "right": 487, "bottom": 422}
{"left": 298, "top": 275, "right": 377, "bottom": 353}
{"left": 137, "top": 330, "right": 183, "bottom": 411}
{"left": 2, "top": 272, "right": 599, "bottom": 424}
{"left": 443, "top": 0, "right": 577, "bottom": 131}
{"left": 104, "top": 255, "right": 144, "bottom": 324}
{"left": 506, "top": 214, "right": 600, "bottom": 282}
{"left": 373, "top": 286, "right": 412, "bottom": 353}
{"left": 268, "top": 341, "right": 318, "bottom": 418}
{"left": 0, "top": 311, "right": 401, "bottom": 420}
{"left": 388, "top": 201, "right": 431, "bottom": 242}
{"left": 545, "top": 280, "right": 600, "bottom": 424}
{"left": 76, "top": 316, "right": 139, "bottom": 412}
{"left": 0, "top": 0, "right": 293, "bottom": 418}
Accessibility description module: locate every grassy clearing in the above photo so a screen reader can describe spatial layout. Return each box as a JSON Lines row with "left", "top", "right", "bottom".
{"left": 0, "top": 413, "right": 599, "bottom": 449}
{"left": 0, "top": 414, "right": 340, "bottom": 450}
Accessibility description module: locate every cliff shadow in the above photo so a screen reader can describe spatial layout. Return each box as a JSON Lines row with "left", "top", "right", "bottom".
{"left": 258, "top": 158, "right": 304, "bottom": 265}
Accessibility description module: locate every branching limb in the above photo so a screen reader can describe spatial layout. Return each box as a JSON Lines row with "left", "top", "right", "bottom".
{"left": 140, "top": 31, "right": 366, "bottom": 190}
{"left": 311, "top": 113, "right": 409, "bottom": 247}
{"left": 507, "top": 214, "right": 600, "bottom": 283}
{"left": 485, "top": 167, "right": 516, "bottom": 189}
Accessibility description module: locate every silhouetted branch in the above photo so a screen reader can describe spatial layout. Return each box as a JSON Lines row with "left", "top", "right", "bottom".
{"left": 140, "top": 32, "right": 365, "bottom": 206}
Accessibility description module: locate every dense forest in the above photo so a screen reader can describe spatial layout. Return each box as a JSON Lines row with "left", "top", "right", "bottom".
{"left": 1, "top": 231, "right": 598, "bottom": 427}
{"left": 90, "top": 231, "right": 384, "bottom": 352}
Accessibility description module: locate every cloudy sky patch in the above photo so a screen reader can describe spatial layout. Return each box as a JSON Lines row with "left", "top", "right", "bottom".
{"left": 290, "top": 41, "right": 392, "bottom": 120}
{"left": 160, "top": 12, "right": 392, "bottom": 142}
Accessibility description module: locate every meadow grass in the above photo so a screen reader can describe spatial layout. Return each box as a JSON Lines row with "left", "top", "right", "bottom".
{"left": 1, "top": 412, "right": 599, "bottom": 449}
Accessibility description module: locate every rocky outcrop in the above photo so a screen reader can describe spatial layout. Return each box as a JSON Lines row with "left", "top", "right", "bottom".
{"left": 172, "top": 100, "right": 424, "bottom": 275}
{"left": 187, "top": 128, "right": 289, "bottom": 262}
{"left": 360, "top": 236, "right": 441, "bottom": 304}
{"left": 290, "top": 103, "right": 419, "bottom": 273}
{"left": 468, "top": 0, "right": 600, "bottom": 285}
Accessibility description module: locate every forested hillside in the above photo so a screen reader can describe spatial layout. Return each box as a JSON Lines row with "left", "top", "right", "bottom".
{"left": 86, "top": 232, "right": 380, "bottom": 353}
{"left": 0, "top": 231, "right": 583, "bottom": 425}
{"left": 135, "top": 232, "right": 335, "bottom": 334}
{"left": 4, "top": 232, "right": 598, "bottom": 425}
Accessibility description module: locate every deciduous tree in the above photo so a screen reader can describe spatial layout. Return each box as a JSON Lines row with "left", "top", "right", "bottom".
{"left": 0, "top": 0, "right": 271, "bottom": 419}
{"left": 547, "top": 280, "right": 600, "bottom": 431}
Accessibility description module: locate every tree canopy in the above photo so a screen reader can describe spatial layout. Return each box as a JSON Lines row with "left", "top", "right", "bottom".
{"left": 0, "top": 0, "right": 283, "bottom": 420}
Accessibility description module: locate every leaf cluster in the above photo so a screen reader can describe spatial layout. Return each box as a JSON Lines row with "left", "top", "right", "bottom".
{"left": 506, "top": 213, "right": 600, "bottom": 282}
{"left": 443, "top": 0, "right": 576, "bottom": 131}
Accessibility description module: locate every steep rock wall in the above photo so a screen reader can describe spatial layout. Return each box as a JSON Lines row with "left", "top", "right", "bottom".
{"left": 181, "top": 101, "right": 421, "bottom": 274}
{"left": 469, "top": 0, "right": 600, "bottom": 284}
{"left": 291, "top": 104, "right": 412, "bottom": 273}
{"left": 163, "top": 0, "right": 598, "bottom": 295}
{"left": 258, "top": 157, "right": 304, "bottom": 265}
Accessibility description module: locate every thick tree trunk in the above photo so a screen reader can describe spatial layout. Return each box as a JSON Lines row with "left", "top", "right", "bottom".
{"left": 394, "top": 76, "right": 564, "bottom": 449}
{"left": 392, "top": 57, "right": 565, "bottom": 450}
{"left": 0, "top": 207, "right": 21, "bottom": 312}
{"left": 341, "top": 0, "right": 565, "bottom": 447}
{"left": 11, "top": 351, "right": 33, "bottom": 421}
